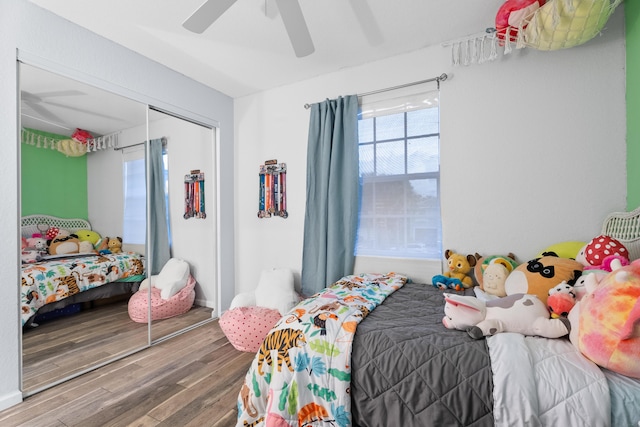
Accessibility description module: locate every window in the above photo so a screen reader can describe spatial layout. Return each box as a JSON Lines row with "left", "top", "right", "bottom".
{"left": 122, "top": 146, "right": 170, "bottom": 245}
{"left": 355, "top": 90, "right": 441, "bottom": 259}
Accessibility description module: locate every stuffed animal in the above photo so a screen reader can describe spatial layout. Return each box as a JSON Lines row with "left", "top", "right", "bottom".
{"left": 568, "top": 260, "right": 640, "bottom": 378}
{"left": 482, "top": 263, "right": 511, "bottom": 297}
{"left": 48, "top": 234, "right": 81, "bottom": 255}
{"left": 107, "top": 237, "right": 123, "bottom": 253}
{"left": 78, "top": 241, "right": 94, "bottom": 253}
{"left": 442, "top": 292, "right": 569, "bottom": 340}
{"left": 26, "top": 236, "right": 47, "bottom": 252}
{"left": 432, "top": 249, "right": 477, "bottom": 291}
{"left": 547, "top": 281, "right": 576, "bottom": 319}
{"left": 504, "top": 254, "right": 583, "bottom": 305}
{"left": 473, "top": 253, "right": 518, "bottom": 295}
{"left": 495, "top": 0, "right": 546, "bottom": 43}
{"left": 75, "top": 229, "right": 101, "bottom": 246}
{"left": 575, "top": 235, "right": 629, "bottom": 270}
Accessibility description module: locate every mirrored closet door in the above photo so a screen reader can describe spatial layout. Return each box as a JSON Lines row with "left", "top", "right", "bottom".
{"left": 19, "top": 62, "right": 151, "bottom": 395}
{"left": 146, "top": 108, "right": 217, "bottom": 343}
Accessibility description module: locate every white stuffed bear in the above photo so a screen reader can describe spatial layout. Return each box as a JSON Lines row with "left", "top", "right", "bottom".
{"left": 230, "top": 268, "right": 299, "bottom": 316}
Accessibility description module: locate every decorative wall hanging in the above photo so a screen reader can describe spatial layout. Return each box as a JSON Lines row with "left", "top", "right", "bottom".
{"left": 21, "top": 127, "right": 120, "bottom": 156}
{"left": 184, "top": 170, "right": 206, "bottom": 219}
{"left": 444, "top": 0, "right": 623, "bottom": 66}
{"left": 258, "top": 160, "right": 287, "bottom": 219}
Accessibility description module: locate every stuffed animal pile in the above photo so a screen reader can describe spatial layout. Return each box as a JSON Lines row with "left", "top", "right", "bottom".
{"left": 20, "top": 224, "right": 125, "bottom": 263}
{"left": 437, "top": 235, "right": 640, "bottom": 379}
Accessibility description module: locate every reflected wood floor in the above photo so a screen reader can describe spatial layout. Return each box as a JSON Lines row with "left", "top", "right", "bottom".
{"left": 8, "top": 310, "right": 254, "bottom": 426}
{"left": 22, "top": 299, "right": 214, "bottom": 393}
{"left": 0, "top": 320, "right": 254, "bottom": 427}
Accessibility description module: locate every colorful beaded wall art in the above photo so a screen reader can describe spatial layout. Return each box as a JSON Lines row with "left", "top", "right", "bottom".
{"left": 258, "top": 160, "right": 287, "bottom": 218}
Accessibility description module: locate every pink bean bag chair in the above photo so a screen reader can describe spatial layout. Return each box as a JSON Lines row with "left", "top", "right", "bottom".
{"left": 128, "top": 273, "right": 196, "bottom": 323}
{"left": 219, "top": 306, "right": 282, "bottom": 352}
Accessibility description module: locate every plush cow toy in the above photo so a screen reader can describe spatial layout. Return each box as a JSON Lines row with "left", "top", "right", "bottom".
{"left": 442, "top": 292, "right": 570, "bottom": 340}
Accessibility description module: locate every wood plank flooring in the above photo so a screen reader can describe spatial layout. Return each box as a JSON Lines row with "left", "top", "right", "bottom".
{"left": 22, "top": 298, "right": 214, "bottom": 394}
{"left": 4, "top": 318, "right": 254, "bottom": 427}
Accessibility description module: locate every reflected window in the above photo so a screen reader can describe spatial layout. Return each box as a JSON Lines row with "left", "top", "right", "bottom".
{"left": 122, "top": 147, "right": 170, "bottom": 245}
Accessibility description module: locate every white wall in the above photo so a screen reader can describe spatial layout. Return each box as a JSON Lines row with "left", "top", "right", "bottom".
{"left": 0, "top": 0, "right": 234, "bottom": 410}
{"left": 234, "top": 10, "right": 627, "bottom": 294}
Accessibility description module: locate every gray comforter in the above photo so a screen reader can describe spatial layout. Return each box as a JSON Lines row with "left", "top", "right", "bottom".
{"left": 351, "top": 283, "right": 494, "bottom": 427}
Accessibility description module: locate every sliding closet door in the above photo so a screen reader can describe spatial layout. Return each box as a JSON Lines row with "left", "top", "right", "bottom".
{"left": 19, "top": 62, "right": 151, "bottom": 396}
{"left": 146, "top": 108, "right": 217, "bottom": 343}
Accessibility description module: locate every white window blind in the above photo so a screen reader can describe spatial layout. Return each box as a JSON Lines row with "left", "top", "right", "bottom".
{"left": 356, "top": 88, "right": 442, "bottom": 260}
{"left": 122, "top": 146, "right": 146, "bottom": 245}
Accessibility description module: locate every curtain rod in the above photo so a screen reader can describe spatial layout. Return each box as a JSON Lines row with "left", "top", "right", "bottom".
{"left": 114, "top": 136, "right": 167, "bottom": 151}
{"left": 303, "top": 73, "right": 448, "bottom": 109}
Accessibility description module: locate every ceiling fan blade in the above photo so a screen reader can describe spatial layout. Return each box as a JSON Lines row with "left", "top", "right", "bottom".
{"left": 43, "top": 101, "right": 126, "bottom": 122}
{"left": 22, "top": 99, "right": 65, "bottom": 123}
{"left": 275, "top": 0, "right": 315, "bottom": 58}
{"left": 183, "top": 0, "right": 238, "bottom": 34}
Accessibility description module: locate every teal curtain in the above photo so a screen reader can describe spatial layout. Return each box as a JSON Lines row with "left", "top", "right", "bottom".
{"left": 301, "top": 95, "right": 359, "bottom": 296}
{"left": 147, "top": 138, "right": 171, "bottom": 275}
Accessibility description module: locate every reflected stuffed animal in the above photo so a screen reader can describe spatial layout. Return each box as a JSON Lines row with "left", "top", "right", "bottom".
{"left": 107, "top": 237, "right": 123, "bottom": 254}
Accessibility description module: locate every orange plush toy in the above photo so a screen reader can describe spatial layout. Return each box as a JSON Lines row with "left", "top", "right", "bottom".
{"left": 568, "top": 259, "right": 640, "bottom": 378}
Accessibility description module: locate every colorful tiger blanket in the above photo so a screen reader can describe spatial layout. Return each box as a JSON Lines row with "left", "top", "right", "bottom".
{"left": 236, "top": 272, "right": 407, "bottom": 427}
{"left": 21, "top": 252, "right": 145, "bottom": 326}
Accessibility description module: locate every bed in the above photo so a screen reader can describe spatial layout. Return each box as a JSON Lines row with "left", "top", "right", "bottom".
{"left": 236, "top": 273, "right": 640, "bottom": 427}
{"left": 20, "top": 215, "right": 145, "bottom": 327}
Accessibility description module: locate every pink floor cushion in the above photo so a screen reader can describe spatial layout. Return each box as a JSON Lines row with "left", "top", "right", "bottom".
{"left": 219, "top": 306, "right": 282, "bottom": 353}
{"left": 128, "top": 275, "right": 197, "bottom": 323}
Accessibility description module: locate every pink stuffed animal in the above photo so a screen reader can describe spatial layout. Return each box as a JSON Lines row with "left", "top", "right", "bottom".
{"left": 568, "top": 259, "right": 640, "bottom": 378}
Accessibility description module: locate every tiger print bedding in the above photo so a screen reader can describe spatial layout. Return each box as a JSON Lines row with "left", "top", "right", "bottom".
{"left": 235, "top": 272, "right": 407, "bottom": 427}
{"left": 20, "top": 252, "right": 145, "bottom": 326}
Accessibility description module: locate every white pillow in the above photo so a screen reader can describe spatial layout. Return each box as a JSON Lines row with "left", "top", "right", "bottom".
{"left": 254, "top": 268, "right": 299, "bottom": 315}
{"left": 156, "top": 258, "right": 190, "bottom": 300}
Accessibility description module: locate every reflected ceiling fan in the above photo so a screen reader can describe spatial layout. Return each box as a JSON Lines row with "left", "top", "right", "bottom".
{"left": 21, "top": 89, "right": 124, "bottom": 132}
{"left": 183, "top": 0, "right": 315, "bottom": 58}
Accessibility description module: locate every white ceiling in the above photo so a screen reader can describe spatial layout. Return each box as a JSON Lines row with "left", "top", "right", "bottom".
{"left": 22, "top": 0, "right": 504, "bottom": 136}
{"left": 28, "top": 0, "right": 503, "bottom": 99}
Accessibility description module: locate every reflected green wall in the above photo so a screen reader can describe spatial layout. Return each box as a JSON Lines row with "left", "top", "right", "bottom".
{"left": 21, "top": 129, "right": 88, "bottom": 219}
{"left": 627, "top": 2, "right": 640, "bottom": 210}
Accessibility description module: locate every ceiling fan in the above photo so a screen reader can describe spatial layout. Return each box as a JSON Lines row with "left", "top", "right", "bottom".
{"left": 21, "top": 89, "right": 125, "bottom": 133}
{"left": 183, "top": 0, "right": 315, "bottom": 58}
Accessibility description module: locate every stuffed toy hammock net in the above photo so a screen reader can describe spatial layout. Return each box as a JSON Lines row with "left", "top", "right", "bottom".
{"left": 504, "top": 0, "right": 624, "bottom": 51}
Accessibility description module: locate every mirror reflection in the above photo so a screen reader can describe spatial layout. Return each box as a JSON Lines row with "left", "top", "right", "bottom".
{"left": 146, "top": 108, "right": 216, "bottom": 343}
{"left": 19, "top": 63, "right": 150, "bottom": 394}
{"left": 20, "top": 63, "right": 218, "bottom": 396}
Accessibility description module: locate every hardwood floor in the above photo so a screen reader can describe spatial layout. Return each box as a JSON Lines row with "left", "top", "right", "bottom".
{"left": 22, "top": 298, "right": 214, "bottom": 394}
{"left": 4, "top": 318, "right": 255, "bottom": 427}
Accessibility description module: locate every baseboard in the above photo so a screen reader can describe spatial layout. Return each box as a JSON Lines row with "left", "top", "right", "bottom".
{"left": 0, "top": 390, "right": 23, "bottom": 412}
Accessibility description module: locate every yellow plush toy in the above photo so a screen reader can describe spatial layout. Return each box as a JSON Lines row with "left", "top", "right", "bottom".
{"left": 107, "top": 237, "right": 123, "bottom": 254}
{"left": 432, "top": 249, "right": 477, "bottom": 291}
